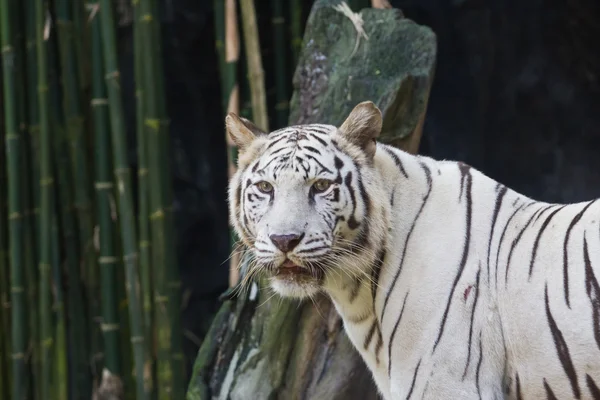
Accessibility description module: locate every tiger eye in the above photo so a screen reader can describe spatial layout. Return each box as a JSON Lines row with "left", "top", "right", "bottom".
{"left": 313, "top": 179, "right": 332, "bottom": 193}
{"left": 256, "top": 181, "right": 274, "bottom": 193}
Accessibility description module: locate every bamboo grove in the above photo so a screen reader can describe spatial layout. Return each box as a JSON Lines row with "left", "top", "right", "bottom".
{"left": 0, "top": 0, "right": 374, "bottom": 398}
{"left": 0, "top": 0, "right": 184, "bottom": 398}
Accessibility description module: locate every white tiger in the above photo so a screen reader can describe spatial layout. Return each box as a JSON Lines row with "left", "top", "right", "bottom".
{"left": 226, "top": 101, "right": 600, "bottom": 399}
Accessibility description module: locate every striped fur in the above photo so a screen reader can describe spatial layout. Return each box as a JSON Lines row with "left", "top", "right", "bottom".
{"left": 227, "top": 102, "right": 600, "bottom": 399}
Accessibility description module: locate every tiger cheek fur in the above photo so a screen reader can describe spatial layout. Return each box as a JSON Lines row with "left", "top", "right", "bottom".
{"left": 226, "top": 102, "right": 600, "bottom": 400}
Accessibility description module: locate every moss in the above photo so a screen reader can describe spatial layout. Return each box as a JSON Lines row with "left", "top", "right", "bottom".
{"left": 289, "top": 2, "right": 436, "bottom": 141}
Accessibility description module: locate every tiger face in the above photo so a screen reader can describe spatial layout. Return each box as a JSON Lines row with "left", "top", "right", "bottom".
{"left": 227, "top": 102, "right": 387, "bottom": 298}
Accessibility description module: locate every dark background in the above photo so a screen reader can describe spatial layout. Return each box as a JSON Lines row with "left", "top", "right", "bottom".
{"left": 115, "top": 0, "right": 600, "bottom": 380}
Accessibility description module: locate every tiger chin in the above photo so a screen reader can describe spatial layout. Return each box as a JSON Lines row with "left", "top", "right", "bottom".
{"left": 226, "top": 101, "right": 600, "bottom": 399}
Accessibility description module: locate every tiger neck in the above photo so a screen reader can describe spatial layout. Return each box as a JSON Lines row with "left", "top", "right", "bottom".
{"left": 324, "top": 145, "right": 432, "bottom": 391}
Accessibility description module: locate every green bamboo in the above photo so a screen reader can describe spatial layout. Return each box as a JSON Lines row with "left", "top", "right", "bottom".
{"left": 24, "top": 1, "right": 42, "bottom": 393}
{"left": 138, "top": 0, "right": 184, "bottom": 396}
{"left": 271, "top": 0, "right": 288, "bottom": 129}
{"left": 0, "top": 306, "right": 6, "bottom": 400}
{"left": 239, "top": 0, "right": 269, "bottom": 132}
{"left": 90, "top": 0, "right": 122, "bottom": 381}
{"left": 50, "top": 61, "right": 88, "bottom": 400}
{"left": 290, "top": 0, "right": 302, "bottom": 68}
{"left": 1, "top": 0, "right": 27, "bottom": 397}
{"left": 50, "top": 213, "right": 68, "bottom": 400}
{"left": 0, "top": 83, "right": 11, "bottom": 400}
{"left": 25, "top": 0, "right": 40, "bottom": 252}
{"left": 0, "top": 244, "right": 9, "bottom": 400}
{"left": 36, "top": 0, "right": 54, "bottom": 397}
{"left": 13, "top": 0, "right": 39, "bottom": 395}
{"left": 132, "top": 0, "right": 154, "bottom": 388}
{"left": 220, "top": 0, "right": 241, "bottom": 287}
{"left": 214, "top": 0, "right": 226, "bottom": 109}
{"left": 150, "top": 0, "right": 185, "bottom": 391}
{"left": 71, "top": 0, "right": 88, "bottom": 92}
{"left": 97, "top": 0, "right": 149, "bottom": 398}
{"left": 55, "top": 0, "right": 100, "bottom": 385}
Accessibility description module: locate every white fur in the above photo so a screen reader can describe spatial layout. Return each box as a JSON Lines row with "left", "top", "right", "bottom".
{"left": 228, "top": 110, "right": 600, "bottom": 399}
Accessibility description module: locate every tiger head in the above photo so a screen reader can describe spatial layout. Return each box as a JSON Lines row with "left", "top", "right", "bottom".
{"left": 227, "top": 102, "right": 388, "bottom": 299}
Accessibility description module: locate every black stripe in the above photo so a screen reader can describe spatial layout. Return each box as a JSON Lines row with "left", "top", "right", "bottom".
{"left": 475, "top": 332, "right": 483, "bottom": 400}
{"left": 382, "top": 145, "right": 409, "bottom": 178}
{"left": 405, "top": 359, "right": 422, "bottom": 400}
{"left": 374, "top": 329, "right": 383, "bottom": 364}
{"left": 486, "top": 184, "right": 508, "bottom": 285}
{"left": 303, "top": 154, "right": 334, "bottom": 175}
{"left": 303, "top": 145, "right": 322, "bottom": 155}
{"left": 266, "top": 135, "right": 287, "bottom": 149}
{"left": 458, "top": 162, "right": 469, "bottom": 202}
{"left": 543, "top": 379, "right": 558, "bottom": 400}
{"left": 586, "top": 374, "right": 600, "bottom": 400}
{"left": 363, "top": 320, "right": 377, "bottom": 350}
{"left": 529, "top": 205, "right": 567, "bottom": 279}
{"left": 334, "top": 156, "right": 344, "bottom": 169}
{"left": 356, "top": 164, "right": 372, "bottom": 225}
{"left": 305, "top": 126, "right": 330, "bottom": 136}
{"left": 516, "top": 373, "right": 523, "bottom": 400}
{"left": 583, "top": 233, "right": 600, "bottom": 351}
{"left": 371, "top": 246, "right": 387, "bottom": 303}
{"left": 463, "top": 266, "right": 481, "bottom": 380}
{"left": 348, "top": 278, "right": 361, "bottom": 303}
{"left": 388, "top": 291, "right": 409, "bottom": 377}
{"left": 495, "top": 202, "right": 534, "bottom": 288}
{"left": 563, "top": 200, "right": 596, "bottom": 308}
{"left": 504, "top": 205, "right": 551, "bottom": 285}
{"left": 308, "top": 132, "right": 328, "bottom": 146}
{"left": 433, "top": 164, "right": 472, "bottom": 352}
{"left": 344, "top": 172, "right": 360, "bottom": 230}
{"left": 381, "top": 162, "right": 432, "bottom": 322}
{"left": 545, "top": 283, "right": 581, "bottom": 398}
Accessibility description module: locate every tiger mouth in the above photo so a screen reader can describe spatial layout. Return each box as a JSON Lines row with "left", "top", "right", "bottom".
{"left": 276, "top": 259, "right": 311, "bottom": 276}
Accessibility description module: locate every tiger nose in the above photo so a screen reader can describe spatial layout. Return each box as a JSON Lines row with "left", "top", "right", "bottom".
{"left": 269, "top": 233, "right": 305, "bottom": 253}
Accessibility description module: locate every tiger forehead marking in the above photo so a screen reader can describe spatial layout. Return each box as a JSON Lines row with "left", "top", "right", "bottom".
{"left": 226, "top": 101, "right": 600, "bottom": 400}
{"left": 251, "top": 124, "right": 338, "bottom": 179}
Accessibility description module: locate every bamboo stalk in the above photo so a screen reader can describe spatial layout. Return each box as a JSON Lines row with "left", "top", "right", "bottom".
{"left": 0, "top": 302, "right": 6, "bottom": 400}
{"left": 0, "top": 79, "right": 12, "bottom": 400}
{"left": 148, "top": 0, "right": 185, "bottom": 390}
{"left": 132, "top": 1, "right": 154, "bottom": 392}
{"left": 97, "top": 0, "right": 149, "bottom": 398}
{"left": 0, "top": 0, "right": 28, "bottom": 397}
{"left": 290, "top": 0, "right": 302, "bottom": 67}
{"left": 370, "top": 0, "right": 392, "bottom": 8}
{"left": 138, "top": 0, "right": 184, "bottom": 395}
{"left": 35, "top": 0, "right": 54, "bottom": 396}
{"left": 25, "top": 0, "right": 40, "bottom": 261}
{"left": 50, "top": 213, "right": 68, "bottom": 400}
{"left": 90, "top": 0, "right": 122, "bottom": 388}
{"left": 12, "top": 1, "right": 38, "bottom": 396}
{"left": 23, "top": 1, "right": 43, "bottom": 393}
{"left": 49, "top": 46, "right": 88, "bottom": 400}
{"left": 55, "top": 0, "right": 100, "bottom": 385}
{"left": 270, "top": 0, "right": 288, "bottom": 129}
{"left": 214, "top": 0, "right": 226, "bottom": 104}
{"left": 239, "top": 0, "right": 269, "bottom": 132}
{"left": 224, "top": 0, "right": 241, "bottom": 287}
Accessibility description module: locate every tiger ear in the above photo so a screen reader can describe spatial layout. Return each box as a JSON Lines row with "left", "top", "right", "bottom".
{"left": 338, "top": 101, "right": 382, "bottom": 160}
{"left": 226, "top": 113, "right": 267, "bottom": 150}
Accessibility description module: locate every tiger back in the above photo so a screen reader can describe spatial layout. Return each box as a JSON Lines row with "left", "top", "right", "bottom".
{"left": 226, "top": 101, "right": 600, "bottom": 399}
